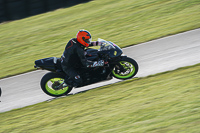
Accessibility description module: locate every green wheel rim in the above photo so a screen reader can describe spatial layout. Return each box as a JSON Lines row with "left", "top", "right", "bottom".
{"left": 45, "top": 78, "right": 69, "bottom": 96}
{"left": 112, "top": 61, "right": 136, "bottom": 79}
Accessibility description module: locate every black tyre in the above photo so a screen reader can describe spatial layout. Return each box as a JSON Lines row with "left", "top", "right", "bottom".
{"left": 112, "top": 57, "right": 138, "bottom": 80}
{"left": 40, "top": 72, "right": 73, "bottom": 97}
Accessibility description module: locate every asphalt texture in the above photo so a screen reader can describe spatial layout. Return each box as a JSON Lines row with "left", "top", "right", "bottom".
{"left": 0, "top": 28, "right": 200, "bottom": 113}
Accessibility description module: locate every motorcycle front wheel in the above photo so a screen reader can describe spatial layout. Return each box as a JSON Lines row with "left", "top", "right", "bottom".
{"left": 112, "top": 57, "right": 138, "bottom": 80}
{"left": 40, "top": 72, "right": 73, "bottom": 97}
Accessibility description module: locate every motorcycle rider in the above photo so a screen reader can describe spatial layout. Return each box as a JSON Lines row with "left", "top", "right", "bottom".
{"left": 61, "top": 29, "right": 106, "bottom": 87}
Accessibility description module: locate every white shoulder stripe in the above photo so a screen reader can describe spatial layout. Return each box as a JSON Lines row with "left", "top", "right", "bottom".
{"left": 72, "top": 40, "right": 76, "bottom": 43}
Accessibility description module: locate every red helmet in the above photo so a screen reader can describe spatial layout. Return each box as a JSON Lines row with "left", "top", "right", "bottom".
{"left": 76, "top": 30, "right": 92, "bottom": 47}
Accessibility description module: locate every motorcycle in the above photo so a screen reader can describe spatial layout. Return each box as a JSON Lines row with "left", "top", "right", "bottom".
{"left": 34, "top": 39, "right": 138, "bottom": 97}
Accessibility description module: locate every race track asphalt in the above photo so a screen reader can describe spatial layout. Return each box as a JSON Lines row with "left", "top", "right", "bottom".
{"left": 0, "top": 28, "right": 200, "bottom": 113}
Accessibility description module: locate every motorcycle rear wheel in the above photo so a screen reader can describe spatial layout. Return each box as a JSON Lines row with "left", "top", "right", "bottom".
{"left": 40, "top": 72, "right": 73, "bottom": 97}
{"left": 112, "top": 57, "right": 138, "bottom": 80}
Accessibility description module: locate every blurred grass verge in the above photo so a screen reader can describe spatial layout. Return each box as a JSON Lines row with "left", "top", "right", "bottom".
{"left": 0, "top": 0, "right": 200, "bottom": 79}
{"left": 0, "top": 63, "right": 199, "bottom": 132}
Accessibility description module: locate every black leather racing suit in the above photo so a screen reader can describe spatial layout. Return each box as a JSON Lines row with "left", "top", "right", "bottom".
{"left": 61, "top": 38, "right": 95, "bottom": 86}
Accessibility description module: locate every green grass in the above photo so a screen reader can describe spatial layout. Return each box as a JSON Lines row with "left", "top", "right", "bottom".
{"left": 0, "top": 64, "right": 200, "bottom": 133}
{"left": 0, "top": 0, "right": 200, "bottom": 79}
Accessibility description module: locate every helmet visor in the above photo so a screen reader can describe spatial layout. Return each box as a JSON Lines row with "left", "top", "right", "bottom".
{"left": 84, "top": 38, "right": 92, "bottom": 44}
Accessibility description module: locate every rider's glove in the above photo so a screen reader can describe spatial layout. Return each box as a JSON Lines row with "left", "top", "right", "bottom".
{"left": 87, "top": 60, "right": 105, "bottom": 67}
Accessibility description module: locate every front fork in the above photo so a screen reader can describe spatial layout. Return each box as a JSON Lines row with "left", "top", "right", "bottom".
{"left": 110, "top": 55, "right": 127, "bottom": 73}
{"left": 114, "top": 62, "right": 127, "bottom": 74}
